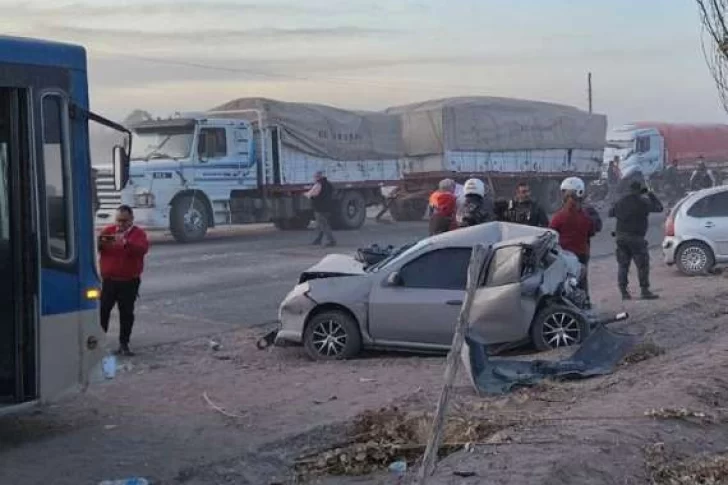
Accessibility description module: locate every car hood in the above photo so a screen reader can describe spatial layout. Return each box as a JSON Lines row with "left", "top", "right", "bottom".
{"left": 299, "top": 254, "right": 366, "bottom": 283}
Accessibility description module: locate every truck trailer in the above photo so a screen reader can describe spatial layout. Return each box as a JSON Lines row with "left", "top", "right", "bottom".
{"left": 384, "top": 97, "right": 607, "bottom": 218}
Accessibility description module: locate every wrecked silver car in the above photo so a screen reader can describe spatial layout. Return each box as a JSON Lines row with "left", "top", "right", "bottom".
{"left": 271, "top": 222, "right": 614, "bottom": 361}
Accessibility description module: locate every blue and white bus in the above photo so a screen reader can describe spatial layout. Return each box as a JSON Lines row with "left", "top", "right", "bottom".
{"left": 0, "top": 36, "right": 130, "bottom": 413}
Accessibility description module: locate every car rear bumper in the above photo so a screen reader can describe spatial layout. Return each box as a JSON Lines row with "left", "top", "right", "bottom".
{"left": 662, "top": 236, "right": 680, "bottom": 265}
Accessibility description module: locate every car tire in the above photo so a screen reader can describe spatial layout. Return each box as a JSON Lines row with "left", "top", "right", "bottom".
{"left": 170, "top": 195, "right": 209, "bottom": 243}
{"left": 676, "top": 241, "right": 715, "bottom": 276}
{"left": 303, "top": 310, "right": 362, "bottom": 361}
{"left": 530, "top": 304, "right": 587, "bottom": 351}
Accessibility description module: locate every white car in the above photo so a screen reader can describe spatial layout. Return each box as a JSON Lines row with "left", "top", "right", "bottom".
{"left": 662, "top": 185, "right": 728, "bottom": 275}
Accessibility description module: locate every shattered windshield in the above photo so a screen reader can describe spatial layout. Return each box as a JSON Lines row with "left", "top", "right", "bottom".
{"left": 366, "top": 241, "right": 423, "bottom": 273}
{"left": 131, "top": 129, "right": 194, "bottom": 161}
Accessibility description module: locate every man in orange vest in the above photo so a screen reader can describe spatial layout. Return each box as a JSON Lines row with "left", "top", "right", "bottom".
{"left": 428, "top": 179, "right": 457, "bottom": 235}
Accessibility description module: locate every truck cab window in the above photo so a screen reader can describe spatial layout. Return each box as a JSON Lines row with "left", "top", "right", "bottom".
{"left": 198, "top": 128, "right": 227, "bottom": 160}
{"left": 41, "top": 94, "right": 73, "bottom": 262}
{"left": 636, "top": 136, "right": 651, "bottom": 154}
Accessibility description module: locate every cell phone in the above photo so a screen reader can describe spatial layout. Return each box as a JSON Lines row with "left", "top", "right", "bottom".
{"left": 100, "top": 234, "right": 115, "bottom": 242}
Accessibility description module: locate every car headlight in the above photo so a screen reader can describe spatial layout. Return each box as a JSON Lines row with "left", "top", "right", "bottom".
{"left": 134, "top": 192, "right": 155, "bottom": 208}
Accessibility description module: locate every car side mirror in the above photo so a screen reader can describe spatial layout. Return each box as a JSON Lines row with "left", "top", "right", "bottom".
{"left": 386, "top": 272, "right": 403, "bottom": 287}
{"left": 112, "top": 144, "right": 130, "bottom": 191}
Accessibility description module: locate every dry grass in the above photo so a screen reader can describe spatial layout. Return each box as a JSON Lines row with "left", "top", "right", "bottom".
{"left": 294, "top": 406, "right": 504, "bottom": 478}
{"left": 646, "top": 443, "right": 728, "bottom": 485}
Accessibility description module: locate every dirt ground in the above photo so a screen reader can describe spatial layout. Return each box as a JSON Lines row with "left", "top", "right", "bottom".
{"left": 2, "top": 249, "right": 728, "bottom": 485}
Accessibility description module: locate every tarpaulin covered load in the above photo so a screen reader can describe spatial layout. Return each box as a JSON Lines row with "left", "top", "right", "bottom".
{"left": 632, "top": 122, "right": 728, "bottom": 164}
{"left": 211, "top": 97, "right": 402, "bottom": 161}
{"left": 385, "top": 96, "right": 608, "bottom": 157}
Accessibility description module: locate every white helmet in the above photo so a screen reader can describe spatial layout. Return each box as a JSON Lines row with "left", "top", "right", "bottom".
{"left": 463, "top": 178, "right": 486, "bottom": 197}
{"left": 560, "top": 177, "right": 585, "bottom": 198}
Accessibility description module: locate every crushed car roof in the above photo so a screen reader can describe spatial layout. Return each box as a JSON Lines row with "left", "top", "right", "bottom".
{"left": 428, "top": 221, "right": 556, "bottom": 248}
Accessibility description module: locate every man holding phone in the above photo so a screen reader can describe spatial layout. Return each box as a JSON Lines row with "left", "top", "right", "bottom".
{"left": 98, "top": 205, "right": 150, "bottom": 356}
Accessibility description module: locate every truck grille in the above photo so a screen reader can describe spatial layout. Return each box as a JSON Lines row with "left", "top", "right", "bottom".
{"left": 95, "top": 168, "right": 121, "bottom": 210}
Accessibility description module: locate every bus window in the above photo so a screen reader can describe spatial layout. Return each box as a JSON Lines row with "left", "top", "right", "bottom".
{"left": 41, "top": 94, "right": 74, "bottom": 262}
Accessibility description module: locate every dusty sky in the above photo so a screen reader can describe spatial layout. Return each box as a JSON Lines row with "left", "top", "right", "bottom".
{"left": 1, "top": 0, "right": 724, "bottom": 126}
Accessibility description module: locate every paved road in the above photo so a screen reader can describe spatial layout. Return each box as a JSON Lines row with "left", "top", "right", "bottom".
{"left": 119, "top": 213, "right": 666, "bottom": 349}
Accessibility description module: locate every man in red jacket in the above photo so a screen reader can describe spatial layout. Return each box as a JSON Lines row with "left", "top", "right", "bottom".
{"left": 98, "top": 205, "right": 150, "bottom": 356}
{"left": 549, "top": 177, "right": 601, "bottom": 306}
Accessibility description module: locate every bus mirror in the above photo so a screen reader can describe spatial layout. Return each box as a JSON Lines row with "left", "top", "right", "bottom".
{"left": 113, "top": 145, "right": 130, "bottom": 191}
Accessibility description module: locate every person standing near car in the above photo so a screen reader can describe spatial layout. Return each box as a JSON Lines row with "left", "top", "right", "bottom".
{"left": 609, "top": 180, "right": 662, "bottom": 300}
{"left": 305, "top": 171, "right": 336, "bottom": 247}
{"left": 98, "top": 205, "right": 150, "bottom": 356}
{"left": 456, "top": 178, "right": 494, "bottom": 227}
{"left": 428, "top": 178, "right": 457, "bottom": 235}
{"left": 502, "top": 181, "right": 549, "bottom": 227}
{"left": 549, "top": 177, "right": 601, "bottom": 305}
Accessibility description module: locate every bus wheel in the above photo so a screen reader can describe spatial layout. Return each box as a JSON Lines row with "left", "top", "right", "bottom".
{"left": 170, "top": 195, "right": 209, "bottom": 243}
{"left": 332, "top": 191, "right": 366, "bottom": 230}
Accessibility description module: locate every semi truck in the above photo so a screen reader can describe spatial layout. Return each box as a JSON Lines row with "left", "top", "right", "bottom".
{"left": 94, "top": 97, "right": 607, "bottom": 241}
{"left": 95, "top": 98, "right": 401, "bottom": 242}
{"left": 606, "top": 122, "right": 728, "bottom": 185}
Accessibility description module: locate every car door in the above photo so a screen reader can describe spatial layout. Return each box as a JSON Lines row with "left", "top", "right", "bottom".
{"left": 468, "top": 245, "right": 534, "bottom": 345}
{"left": 688, "top": 190, "right": 728, "bottom": 259}
{"left": 368, "top": 247, "right": 473, "bottom": 346}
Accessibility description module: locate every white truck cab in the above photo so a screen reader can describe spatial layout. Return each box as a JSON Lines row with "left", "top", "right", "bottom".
{"left": 605, "top": 125, "right": 665, "bottom": 179}
{"left": 96, "top": 117, "right": 260, "bottom": 241}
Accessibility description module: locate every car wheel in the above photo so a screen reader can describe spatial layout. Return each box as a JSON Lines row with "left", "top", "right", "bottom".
{"left": 676, "top": 241, "right": 715, "bottom": 276}
{"left": 303, "top": 310, "right": 362, "bottom": 361}
{"left": 530, "top": 305, "right": 587, "bottom": 351}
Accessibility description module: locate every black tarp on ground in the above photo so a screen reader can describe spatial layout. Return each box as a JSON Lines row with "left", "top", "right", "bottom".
{"left": 462, "top": 325, "right": 639, "bottom": 395}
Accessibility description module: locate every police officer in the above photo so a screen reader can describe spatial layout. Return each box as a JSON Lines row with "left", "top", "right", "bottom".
{"left": 608, "top": 179, "right": 663, "bottom": 300}
{"left": 503, "top": 181, "right": 549, "bottom": 227}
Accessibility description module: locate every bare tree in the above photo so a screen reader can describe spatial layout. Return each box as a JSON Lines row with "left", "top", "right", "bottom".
{"left": 697, "top": 0, "right": 728, "bottom": 112}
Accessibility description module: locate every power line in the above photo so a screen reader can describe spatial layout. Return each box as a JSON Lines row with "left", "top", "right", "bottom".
{"left": 89, "top": 49, "right": 492, "bottom": 93}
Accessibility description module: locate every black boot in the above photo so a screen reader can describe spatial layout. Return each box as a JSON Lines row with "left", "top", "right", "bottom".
{"left": 620, "top": 287, "right": 631, "bottom": 300}
{"left": 117, "top": 343, "right": 135, "bottom": 357}
{"left": 641, "top": 288, "right": 659, "bottom": 300}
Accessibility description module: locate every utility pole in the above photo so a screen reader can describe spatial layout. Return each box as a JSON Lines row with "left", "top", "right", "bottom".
{"left": 588, "top": 72, "right": 593, "bottom": 113}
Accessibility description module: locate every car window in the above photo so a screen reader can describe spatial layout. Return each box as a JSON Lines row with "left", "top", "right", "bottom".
{"left": 687, "top": 192, "right": 728, "bottom": 218}
{"left": 398, "top": 248, "right": 472, "bottom": 290}
{"left": 485, "top": 246, "right": 523, "bottom": 287}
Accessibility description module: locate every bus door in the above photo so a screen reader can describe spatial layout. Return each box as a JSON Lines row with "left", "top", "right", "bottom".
{"left": 0, "top": 86, "right": 36, "bottom": 407}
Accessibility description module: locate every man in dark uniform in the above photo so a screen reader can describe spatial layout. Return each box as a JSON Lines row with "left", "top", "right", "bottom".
{"left": 305, "top": 171, "right": 336, "bottom": 246}
{"left": 503, "top": 181, "right": 549, "bottom": 227}
{"left": 608, "top": 180, "right": 663, "bottom": 300}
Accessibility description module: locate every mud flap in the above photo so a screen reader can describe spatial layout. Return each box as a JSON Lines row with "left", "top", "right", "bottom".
{"left": 462, "top": 324, "right": 639, "bottom": 395}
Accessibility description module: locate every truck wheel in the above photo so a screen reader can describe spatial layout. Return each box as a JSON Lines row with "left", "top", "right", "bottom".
{"left": 170, "top": 195, "right": 209, "bottom": 243}
{"left": 332, "top": 191, "right": 366, "bottom": 230}
{"left": 390, "top": 198, "right": 427, "bottom": 221}
{"left": 273, "top": 213, "right": 311, "bottom": 231}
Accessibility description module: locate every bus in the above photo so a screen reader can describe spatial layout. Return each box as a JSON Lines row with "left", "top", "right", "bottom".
{"left": 0, "top": 36, "right": 130, "bottom": 414}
